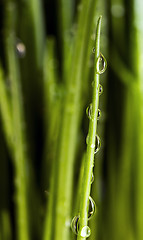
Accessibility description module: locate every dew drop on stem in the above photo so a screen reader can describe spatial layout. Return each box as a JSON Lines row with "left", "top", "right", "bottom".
{"left": 88, "top": 196, "right": 96, "bottom": 219}
{"left": 95, "top": 135, "right": 101, "bottom": 154}
{"left": 71, "top": 215, "right": 80, "bottom": 235}
{"left": 92, "top": 47, "right": 95, "bottom": 53}
{"left": 91, "top": 172, "right": 94, "bottom": 184}
{"left": 96, "top": 53, "right": 107, "bottom": 74}
{"left": 99, "top": 84, "right": 103, "bottom": 95}
{"left": 80, "top": 226, "right": 91, "bottom": 238}
{"left": 86, "top": 104, "right": 92, "bottom": 120}
{"left": 97, "top": 109, "right": 101, "bottom": 120}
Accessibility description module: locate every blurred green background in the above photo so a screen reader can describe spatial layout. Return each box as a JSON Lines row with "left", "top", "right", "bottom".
{"left": 0, "top": 0, "right": 143, "bottom": 239}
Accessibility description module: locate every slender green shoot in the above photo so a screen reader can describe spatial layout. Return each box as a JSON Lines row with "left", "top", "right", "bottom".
{"left": 53, "top": 1, "right": 98, "bottom": 240}
{"left": 77, "top": 16, "right": 104, "bottom": 240}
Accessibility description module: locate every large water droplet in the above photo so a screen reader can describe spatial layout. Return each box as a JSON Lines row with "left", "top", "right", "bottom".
{"left": 95, "top": 135, "right": 101, "bottom": 154}
{"left": 86, "top": 104, "right": 92, "bottom": 120}
{"left": 99, "top": 84, "right": 103, "bottom": 95}
{"left": 71, "top": 215, "right": 80, "bottom": 235}
{"left": 88, "top": 196, "right": 96, "bottom": 219}
{"left": 16, "top": 40, "right": 26, "bottom": 58}
{"left": 80, "top": 226, "right": 91, "bottom": 238}
{"left": 97, "top": 109, "right": 101, "bottom": 120}
{"left": 96, "top": 53, "right": 107, "bottom": 74}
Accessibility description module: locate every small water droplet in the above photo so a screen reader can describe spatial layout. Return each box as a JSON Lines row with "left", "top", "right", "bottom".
{"left": 95, "top": 135, "right": 101, "bottom": 154}
{"left": 97, "top": 109, "right": 101, "bottom": 120}
{"left": 16, "top": 40, "right": 26, "bottom": 58}
{"left": 99, "top": 84, "right": 103, "bottom": 95}
{"left": 71, "top": 215, "right": 80, "bottom": 235}
{"left": 80, "top": 226, "right": 91, "bottom": 238}
{"left": 92, "top": 47, "right": 95, "bottom": 53}
{"left": 96, "top": 53, "right": 107, "bottom": 74}
{"left": 86, "top": 104, "right": 92, "bottom": 120}
{"left": 88, "top": 196, "right": 96, "bottom": 219}
{"left": 91, "top": 172, "right": 94, "bottom": 184}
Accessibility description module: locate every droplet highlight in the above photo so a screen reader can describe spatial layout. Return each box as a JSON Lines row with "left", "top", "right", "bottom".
{"left": 95, "top": 135, "right": 101, "bottom": 154}
{"left": 71, "top": 215, "right": 80, "bottom": 235}
{"left": 80, "top": 226, "right": 91, "bottom": 238}
{"left": 86, "top": 104, "right": 92, "bottom": 120}
{"left": 16, "top": 40, "right": 26, "bottom": 58}
{"left": 91, "top": 172, "right": 94, "bottom": 184}
{"left": 97, "top": 109, "right": 101, "bottom": 120}
{"left": 96, "top": 53, "right": 107, "bottom": 74}
{"left": 99, "top": 84, "right": 103, "bottom": 95}
{"left": 88, "top": 196, "right": 96, "bottom": 219}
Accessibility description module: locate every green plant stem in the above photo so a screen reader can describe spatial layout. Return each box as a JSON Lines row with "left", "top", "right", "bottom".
{"left": 4, "top": 2, "right": 29, "bottom": 239}
{"left": 43, "top": 40, "right": 62, "bottom": 240}
{"left": 0, "top": 66, "right": 13, "bottom": 149}
{"left": 77, "top": 16, "right": 102, "bottom": 240}
{"left": 54, "top": 1, "right": 98, "bottom": 240}
{"left": 7, "top": 36, "right": 29, "bottom": 240}
{"left": 128, "top": 1, "right": 143, "bottom": 238}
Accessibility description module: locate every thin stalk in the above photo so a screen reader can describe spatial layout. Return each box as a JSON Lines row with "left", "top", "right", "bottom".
{"left": 128, "top": 1, "right": 143, "bottom": 238}
{"left": 77, "top": 16, "right": 102, "bottom": 240}
{"left": 43, "top": 40, "right": 62, "bottom": 240}
{"left": 54, "top": 1, "right": 98, "bottom": 240}
{"left": 0, "top": 65, "right": 13, "bottom": 149}
{"left": 4, "top": 2, "right": 29, "bottom": 239}
{"left": 6, "top": 33, "right": 29, "bottom": 240}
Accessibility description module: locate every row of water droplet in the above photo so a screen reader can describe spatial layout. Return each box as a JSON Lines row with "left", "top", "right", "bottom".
{"left": 71, "top": 52, "right": 107, "bottom": 238}
{"left": 71, "top": 196, "right": 96, "bottom": 237}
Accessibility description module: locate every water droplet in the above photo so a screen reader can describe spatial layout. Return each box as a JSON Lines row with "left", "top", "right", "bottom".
{"left": 97, "top": 109, "right": 101, "bottom": 120}
{"left": 80, "top": 226, "right": 91, "bottom": 238}
{"left": 91, "top": 172, "right": 94, "bottom": 184}
{"left": 71, "top": 215, "right": 80, "bottom": 235}
{"left": 99, "top": 84, "right": 103, "bottom": 95}
{"left": 16, "top": 40, "right": 26, "bottom": 58}
{"left": 88, "top": 196, "right": 96, "bottom": 219}
{"left": 86, "top": 104, "right": 92, "bottom": 120}
{"left": 95, "top": 135, "right": 101, "bottom": 154}
{"left": 96, "top": 53, "right": 107, "bottom": 74}
{"left": 92, "top": 47, "right": 95, "bottom": 53}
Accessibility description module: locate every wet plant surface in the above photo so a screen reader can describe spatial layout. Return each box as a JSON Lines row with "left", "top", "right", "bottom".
{"left": 0, "top": 0, "right": 143, "bottom": 240}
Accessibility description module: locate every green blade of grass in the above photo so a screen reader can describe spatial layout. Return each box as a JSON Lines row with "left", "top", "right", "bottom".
{"left": 0, "top": 65, "right": 13, "bottom": 149}
{"left": 77, "top": 16, "right": 103, "bottom": 240}
{"left": 53, "top": 0, "right": 98, "bottom": 240}
{"left": 4, "top": 2, "right": 30, "bottom": 239}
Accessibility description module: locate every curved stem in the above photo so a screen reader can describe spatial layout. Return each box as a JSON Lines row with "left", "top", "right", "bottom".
{"left": 77, "top": 16, "right": 102, "bottom": 240}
